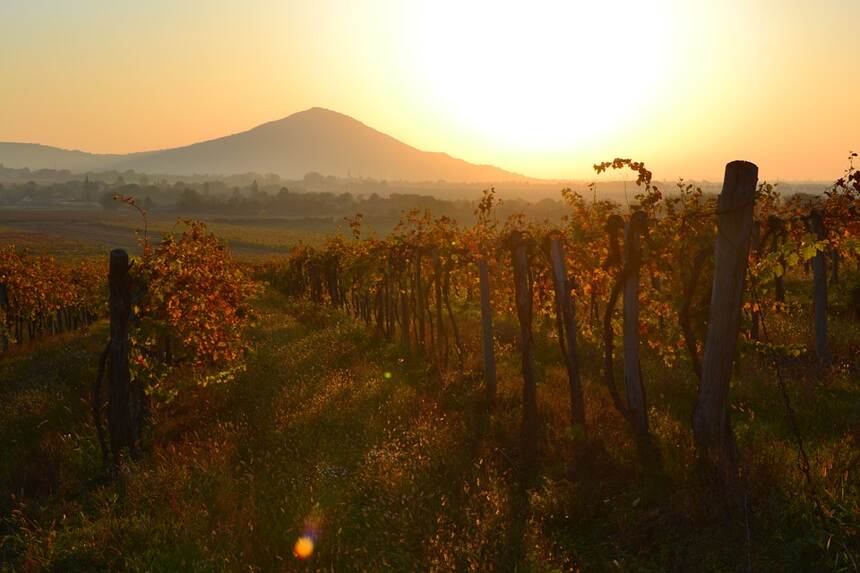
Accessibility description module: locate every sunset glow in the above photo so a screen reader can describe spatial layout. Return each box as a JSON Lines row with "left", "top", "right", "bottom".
{"left": 1, "top": 0, "right": 857, "bottom": 179}
{"left": 2, "top": 3, "right": 859, "bottom": 569}
{"left": 412, "top": 1, "right": 672, "bottom": 151}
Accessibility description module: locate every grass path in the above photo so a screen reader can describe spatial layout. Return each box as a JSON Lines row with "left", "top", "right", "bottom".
{"left": 0, "top": 291, "right": 532, "bottom": 571}
{"left": 2, "top": 287, "right": 858, "bottom": 571}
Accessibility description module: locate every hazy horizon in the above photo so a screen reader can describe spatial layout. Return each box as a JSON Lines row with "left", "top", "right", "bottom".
{"left": 0, "top": 107, "right": 851, "bottom": 186}
{"left": 1, "top": 0, "right": 858, "bottom": 181}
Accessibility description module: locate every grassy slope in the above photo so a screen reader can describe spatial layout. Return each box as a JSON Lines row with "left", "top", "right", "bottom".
{"left": 0, "top": 209, "right": 330, "bottom": 258}
{"left": 1, "top": 282, "right": 859, "bottom": 571}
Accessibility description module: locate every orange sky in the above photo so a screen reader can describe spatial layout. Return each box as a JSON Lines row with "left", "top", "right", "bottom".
{"left": 1, "top": 0, "right": 857, "bottom": 180}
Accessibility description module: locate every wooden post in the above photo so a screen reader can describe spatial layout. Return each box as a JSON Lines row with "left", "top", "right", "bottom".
{"left": 432, "top": 253, "right": 447, "bottom": 366}
{"left": 548, "top": 237, "right": 586, "bottom": 435}
{"left": 415, "top": 252, "right": 425, "bottom": 353}
{"left": 442, "top": 264, "right": 464, "bottom": 368}
{"left": 0, "top": 283, "right": 8, "bottom": 352}
{"left": 510, "top": 233, "right": 538, "bottom": 455}
{"left": 623, "top": 211, "right": 648, "bottom": 437}
{"left": 830, "top": 249, "right": 839, "bottom": 284}
{"left": 399, "top": 276, "right": 410, "bottom": 349}
{"left": 810, "top": 210, "right": 830, "bottom": 363}
{"left": 108, "top": 249, "right": 136, "bottom": 464}
{"left": 478, "top": 259, "right": 497, "bottom": 403}
{"left": 693, "top": 160, "right": 758, "bottom": 476}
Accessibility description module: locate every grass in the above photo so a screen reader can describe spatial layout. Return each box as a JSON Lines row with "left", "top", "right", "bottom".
{"left": 1, "top": 273, "right": 859, "bottom": 571}
{"left": 0, "top": 208, "right": 333, "bottom": 257}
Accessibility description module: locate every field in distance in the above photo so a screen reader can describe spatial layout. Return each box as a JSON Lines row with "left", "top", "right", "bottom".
{"left": 0, "top": 207, "right": 333, "bottom": 258}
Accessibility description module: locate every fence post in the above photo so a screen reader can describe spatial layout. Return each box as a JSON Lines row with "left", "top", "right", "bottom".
{"left": 810, "top": 210, "right": 830, "bottom": 363}
{"left": 399, "top": 274, "right": 410, "bottom": 349}
{"left": 107, "top": 249, "right": 136, "bottom": 464}
{"left": 478, "top": 259, "right": 497, "bottom": 403}
{"left": 432, "top": 252, "right": 448, "bottom": 367}
{"left": 509, "top": 233, "right": 538, "bottom": 457}
{"left": 623, "top": 211, "right": 649, "bottom": 437}
{"left": 415, "top": 252, "right": 426, "bottom": 353}
{"left": 830, "top": 249, "right": 839, "bottom": 284}
{"left": 0, "top": 284, "right": 8, "bottom": 352}
{"left": 548, "top": 237, "right": 586, "bottom": 436}
{"left": 693, "top": 160, "right": 758, "bottom": 477}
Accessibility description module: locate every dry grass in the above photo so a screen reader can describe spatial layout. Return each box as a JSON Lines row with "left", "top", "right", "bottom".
{"left": 1, "top": 273, "right": 858, "bottom": 571}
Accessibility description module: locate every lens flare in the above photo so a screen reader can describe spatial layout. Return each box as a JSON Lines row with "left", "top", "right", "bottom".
{"left": 293, "top": 535, "right": 314, "bottom": 560}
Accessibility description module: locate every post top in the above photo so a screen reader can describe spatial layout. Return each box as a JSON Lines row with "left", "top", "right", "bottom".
{"left": 109, "top": 249, "right": 130, "bottom": 273}
{"left": 719, "top": 160, "right": 759, "bottom": 211}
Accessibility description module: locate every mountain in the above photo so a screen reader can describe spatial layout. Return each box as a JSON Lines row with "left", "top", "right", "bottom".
{"left": 0, "top": 142, "right": 125, "bottom": 172}
{"left": 0, "top": 108, "right": 525, "bottom": 182}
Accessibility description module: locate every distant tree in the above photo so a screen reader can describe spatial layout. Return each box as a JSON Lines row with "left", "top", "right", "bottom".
{"left": 177, "top": 188, "right": 202, "bottom": 211}
{"left": 82, "top": 175, "right": 98, "bottom": 202}
{"left": 228, "top": 188, "right": 242, "bottom": 208}
{"left": 304, "top": 172, "right": 325, "bottom": 187}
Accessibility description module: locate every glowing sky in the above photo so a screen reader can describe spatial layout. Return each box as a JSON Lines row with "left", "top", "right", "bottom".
{"left": 1, "top": 0, "right": 857, "bottom": 180}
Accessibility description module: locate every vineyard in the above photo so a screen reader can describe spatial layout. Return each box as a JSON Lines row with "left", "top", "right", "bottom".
{"left": 0, "top": 157, "right": 858, "bottom": 570}
{"left": 0, "top": 250, "right": 103, "bottom": 350}
{"left": 262, "top": 157, "right": 859, "bottom": 460}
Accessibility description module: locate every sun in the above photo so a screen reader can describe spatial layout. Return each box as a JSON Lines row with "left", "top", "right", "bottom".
{"left": 409, "top": 0, "right": 673, "bottom": 153}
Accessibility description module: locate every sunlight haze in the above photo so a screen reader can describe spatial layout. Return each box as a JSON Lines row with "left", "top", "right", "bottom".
{"left": 1, "top": 0, "right": 857, "bottom": 180}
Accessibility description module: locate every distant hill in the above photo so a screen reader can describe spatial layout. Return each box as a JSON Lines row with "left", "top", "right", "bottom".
{"left": 0, "top": 108, "right": 525, "bottom": 183}
{"left": 0, "top": 142, "right": 126, "bottom": 172}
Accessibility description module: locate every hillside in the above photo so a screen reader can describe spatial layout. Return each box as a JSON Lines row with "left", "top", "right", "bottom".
{"left": 0, "top": 108, "right": 525, "bottom": 183}
{"left": 0, "top": 142, "right": 125, "bottom": 172}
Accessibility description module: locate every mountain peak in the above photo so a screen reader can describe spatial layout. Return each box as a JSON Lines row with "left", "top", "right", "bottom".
{"left": 264, "top": 107, "right": 365, "bottom": 130}
{"left": 0, "top": 109, "right": 526, "bottom": 182}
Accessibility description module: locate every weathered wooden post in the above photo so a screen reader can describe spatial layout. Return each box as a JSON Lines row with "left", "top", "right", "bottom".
{"left": 0, "top": 283, "right": 8, "bottom": 352}
{"left": 548, "top": 236, "right": 586, "bottom": 435}
{"left": 623, "top": 211, "right": 649, "bottom": 437}
{"left": 830, "top": 249, "right": 839, "bottom": 284}
{"left": 693, "top": 160, "right": 758, "bottom": 476}
{"left": 509, "top": 232, "right": 538, "bottom": 455}
{"left": 432, "top": 252, "right": 448, "bottom": 366}
{"left": 107, "top": 249, "right": 136, "bottom": 464}
{"left": 399, "top": 277, "right": 410, "bottom": 349}
{"left": 442, "top": 264, "right": 465, "bottom": 369}
{"left": 478, "top": 259, "right": 497, "bottom": 402}
{"left": 810, "top": 210, "right": 830, "bottom": 363}
{"left": 415, "top": 252, "right": 426, "bottom": 353}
